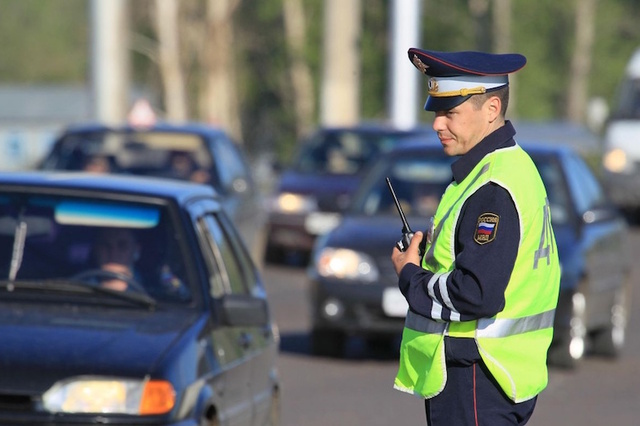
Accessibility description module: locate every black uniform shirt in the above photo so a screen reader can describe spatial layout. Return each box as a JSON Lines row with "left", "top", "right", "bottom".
{"left": 398, "top": 121, "right": 521, "bottom": 324}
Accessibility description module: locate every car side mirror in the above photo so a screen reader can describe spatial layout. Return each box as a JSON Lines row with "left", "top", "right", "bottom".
{"left": 219, "top": 294, "right": 269, "bottom": 326}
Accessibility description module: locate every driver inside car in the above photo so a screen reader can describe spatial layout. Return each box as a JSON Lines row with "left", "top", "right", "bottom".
{"left": 85, "top": 226, "right": 191, "bottom": 301}
{"left": 92, "top": 227, "right": 143, "bottom": 292}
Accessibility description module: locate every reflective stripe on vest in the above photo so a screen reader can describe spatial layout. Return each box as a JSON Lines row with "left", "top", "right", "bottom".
{"left": 405, "top": 309, "right": 555, "bottom": 339}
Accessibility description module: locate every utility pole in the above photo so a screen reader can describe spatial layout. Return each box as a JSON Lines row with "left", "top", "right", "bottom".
{"left": 389, "top": 0, "right": 421, "bottom": 129}
{"left": 90, "top": 0, "right": 130, "bottom": 124}
{"left": 320, "top": 0, "right": 361, "bottom": 126}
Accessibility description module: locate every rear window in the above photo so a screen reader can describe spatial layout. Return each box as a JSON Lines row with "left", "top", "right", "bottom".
{"left": 42, "top": 130, "right": 216, "bottom": 186}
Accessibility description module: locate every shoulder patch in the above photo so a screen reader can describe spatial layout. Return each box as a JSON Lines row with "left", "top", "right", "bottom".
{"left": 474, "top": 213, "right": 499, "bottom": 245}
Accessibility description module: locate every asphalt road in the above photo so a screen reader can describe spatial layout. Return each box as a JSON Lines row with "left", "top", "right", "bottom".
{"left": 263, "top": 228, "right": 640, "bottom": 426}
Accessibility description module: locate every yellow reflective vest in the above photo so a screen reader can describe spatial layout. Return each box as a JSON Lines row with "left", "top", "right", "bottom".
{"left": 394, "top": 145, "right": 561, "bottom": 403}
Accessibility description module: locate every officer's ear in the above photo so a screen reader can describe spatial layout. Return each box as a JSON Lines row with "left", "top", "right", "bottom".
{"left": 485, "top": 95, "right": 501, "bottom": 123}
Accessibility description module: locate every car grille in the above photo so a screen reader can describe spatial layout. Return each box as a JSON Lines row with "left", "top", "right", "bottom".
{"left": 0, "top": 394, "right": 33, "bottom": 411}
{"left": 376, "top": 255, "right": 398, "bottom": 281}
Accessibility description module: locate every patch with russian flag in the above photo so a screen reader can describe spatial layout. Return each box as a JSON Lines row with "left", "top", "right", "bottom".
{"left": 474, "top": 213, "right": 499, "bottom": 244}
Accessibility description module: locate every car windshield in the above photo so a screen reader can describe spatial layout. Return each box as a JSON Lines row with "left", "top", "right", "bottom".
{"left": 352, "top": 153, "right": 454, "bottom": 218}
{"left": 43, "top": 130, "right": 217, "bottom": 186}
{"left": 0, "top": 193, "right": 195, "bottom": 306}
{"left": 352, "top": 148, "right": 572, "bottom": 226}
{"left": 612, "top": 77, "right": 640, "bottom": 119}
{"left": 293, "top": 130, "right": 420, "bottom": 175}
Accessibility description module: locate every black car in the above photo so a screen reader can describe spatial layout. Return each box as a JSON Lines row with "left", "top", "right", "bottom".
{"left": 264, "top": 124, "right": 434, "bottom": 264}
{"left": 38, "top": 122, "right": 266, "bottom": 266}
{"left": 0, "top": 172, "right": 279, "bottom": 425}
{"left": 307, "top": 140, "right": 631, "bottom": 368}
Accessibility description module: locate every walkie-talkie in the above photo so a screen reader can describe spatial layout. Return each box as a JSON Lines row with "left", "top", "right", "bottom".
{"left": 386, "top": 177, "right": 416, "bottom": 252}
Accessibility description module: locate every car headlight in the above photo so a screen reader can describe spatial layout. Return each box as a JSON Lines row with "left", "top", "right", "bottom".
{"left": 42, "top": 377, "right": 175, "bottom": 415}
{"left": 315, "top": 247, "right": 379, "bottom": 283}
{"left": 271, "top": 192, "right": 318, "bottom": 214}
{"left": 603, "top": 148, "right": 631, "bottom": 173}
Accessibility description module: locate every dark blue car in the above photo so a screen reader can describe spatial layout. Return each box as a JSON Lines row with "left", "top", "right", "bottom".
{"left": 264, "top": 124, "right": 434, "bottom": 264}
{"left": 0, "top": 172, "right": 279, "bottom": 424}
{"left": 307, "top": 140, "right": 631, "bottom": 368}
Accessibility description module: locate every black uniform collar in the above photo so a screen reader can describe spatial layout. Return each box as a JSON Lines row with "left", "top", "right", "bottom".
{"left": 450, "top": 120, "right": 516, "bottom": 184}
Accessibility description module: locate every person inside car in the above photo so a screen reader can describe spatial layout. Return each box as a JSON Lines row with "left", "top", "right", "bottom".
{"left": 92, "top": 227, "right": 143, "bottom": 292}
{"left": 165, "top": 151, "right": 210, "bottom": 184}
{"left": 88, "top": 226, "right": 191, "bottom": 300}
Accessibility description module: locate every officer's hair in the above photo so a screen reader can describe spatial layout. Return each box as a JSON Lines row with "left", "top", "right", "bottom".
{"left": 469, "top": 85, "right": 509, "bottom": 117}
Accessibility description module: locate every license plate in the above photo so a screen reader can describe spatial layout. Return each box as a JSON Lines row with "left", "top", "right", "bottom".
{"left": 382, "top": 288, "right": 408, "bottom": 318}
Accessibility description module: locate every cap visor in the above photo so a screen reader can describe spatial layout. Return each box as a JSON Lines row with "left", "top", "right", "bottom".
{"left": 424, "top": 95, "right": 471, "bottom": 112}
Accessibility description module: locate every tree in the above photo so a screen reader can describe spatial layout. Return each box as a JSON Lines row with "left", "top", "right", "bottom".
{"left": 153, "top": 0, "right": 188, "bottom": 122}
{"left": 491, "top": 0, "right": 517, "bottom": 115}
{"left": 282, "top": 0, "right": 315, "bottom": 139}
{"left": 320, "top": 0, "right": 362, "bottom": 126}
{"left": 567, "top": 0, "right": 597, "bottom": 122}
{"left": 201, "top": 0, "right": 243, "bottom": 141}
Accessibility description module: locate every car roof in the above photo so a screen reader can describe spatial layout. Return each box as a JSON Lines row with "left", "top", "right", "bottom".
{"left": 310, "top": 122, "right": 434, "bottom": 136}
{"left": 0, "top": 171, "right": 217, "bottom": 204}
{"left": 58, "top": 121, "right": 230, "bottom": 138}
{"left": 384, "top": 137, "right": 573, "bottom": 158}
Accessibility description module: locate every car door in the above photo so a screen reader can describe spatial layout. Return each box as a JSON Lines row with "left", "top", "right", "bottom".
{"left": 562, "top": 151, "right": 629, "bottom": 327}
{"left": 194, "top": 207, "right": 254, "bottom": 426}
{"left": 214, "top": 212, "right": 279, "bottom": 426}
{"left": 207, "top": 135, "right": 267, "bottom": 266}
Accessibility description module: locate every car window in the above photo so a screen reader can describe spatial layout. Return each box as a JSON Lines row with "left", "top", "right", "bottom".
{"left": 0, "top": 193, "right": 194, "bottom": 305}
{"left": 353, "top": 154, "right": 453, "bottom": 217}
{"left": 563, "top": 151, "right": 607, "bottom": 213}
{"left": 42, "top": 130, "right": 217, "bottom": 187}
{"left": 293, "top": 130, "right": 416, "bottom": 175}
{"left": 208, "top": 135, "right": 251, "bottom": 194}
{"left": 197, "top": 214, "right": 249, "bottom": 297}
{"left": 612, "top": 77, "right": 640, "bottom": 119}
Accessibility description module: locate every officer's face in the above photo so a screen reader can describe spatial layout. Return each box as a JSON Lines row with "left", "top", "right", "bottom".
{"left": 432, "top": 96, "right": 499, "bottom": 156}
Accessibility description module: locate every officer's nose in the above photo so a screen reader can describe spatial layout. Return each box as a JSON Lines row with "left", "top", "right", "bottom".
{"left": 432, "top": 113, "right": 447, "bottom": 133}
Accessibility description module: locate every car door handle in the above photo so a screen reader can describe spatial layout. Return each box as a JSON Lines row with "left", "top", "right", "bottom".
{"left": 238, "top": 332, "right": 252, "bottom": 349}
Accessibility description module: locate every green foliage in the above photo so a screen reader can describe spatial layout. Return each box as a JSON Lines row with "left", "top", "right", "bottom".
{"left": 361, "top": 0, "right": 390, "bottom": 119}
{"left": 0, "top": 0, "right": 88, "bottom": 82}
{"left": 1, "top": 0, "right": 640, "bottom": 160}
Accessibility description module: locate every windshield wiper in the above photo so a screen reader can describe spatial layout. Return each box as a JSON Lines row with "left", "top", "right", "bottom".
{"left": 8, "top": 218, "right": 27, "bottom": 281}
{"left": 0, "top": 279, "right": 157, "bottom": 308}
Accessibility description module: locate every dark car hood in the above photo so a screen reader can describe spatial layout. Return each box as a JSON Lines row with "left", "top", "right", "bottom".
{"left": 278, "top": 171, "right": 362, "bottom": 211}
{"left": 0, "top": 303, "right": 204, "bottom": 394}
{"left": 326, "top": 215, "right": 578, "bottom": 287}
{"left": 322, "top": 214, "right": 432, "bottom": 275}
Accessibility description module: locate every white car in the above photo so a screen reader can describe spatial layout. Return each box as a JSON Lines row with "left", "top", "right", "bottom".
{"left": 602, "top": 47, "right": 640, "bottom": 215}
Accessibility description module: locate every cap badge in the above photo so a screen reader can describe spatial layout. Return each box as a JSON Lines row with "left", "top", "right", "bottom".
{"left": 412, "top": 55, "right": 429, "bottom": 74}
{"left": 428, "top": 78, "right": 439, "bottom": 93}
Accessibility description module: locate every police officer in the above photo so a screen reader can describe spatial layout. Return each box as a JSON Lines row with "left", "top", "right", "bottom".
{"left": 391, "top": 48, "right": 561, "bottom": 426}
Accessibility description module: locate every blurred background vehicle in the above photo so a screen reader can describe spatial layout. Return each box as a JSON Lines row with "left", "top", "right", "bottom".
{"left": 307, "top": 139, "right": 631, "bottom": 368}
{"left": 38, "top": 122, "right": 267, "bottom": 266}
{"left": 0, "top": 171, "right": 279, "bottom": 425}
{"left": 263, "top": 123, "right": 434, "bottom": 265}
{"left": 601, "top": 47, "right": 640, "bottom": 220}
